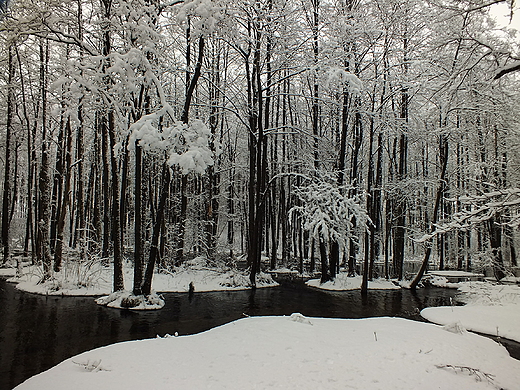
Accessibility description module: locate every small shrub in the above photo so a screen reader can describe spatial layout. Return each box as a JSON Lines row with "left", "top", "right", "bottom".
{"left": 120, "top": 296, "right": 142, "bottom": 308}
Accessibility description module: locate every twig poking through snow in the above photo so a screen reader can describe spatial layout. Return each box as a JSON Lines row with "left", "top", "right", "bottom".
{"left": 436, "top": 365, "right": 495, "bottom": 385}
{"left": 72, "top": 360, "right": 110, "bottom": 372}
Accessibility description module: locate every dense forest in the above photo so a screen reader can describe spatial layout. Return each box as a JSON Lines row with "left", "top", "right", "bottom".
{"left": 0, "top": 0, "right": 519, "bottom": 295}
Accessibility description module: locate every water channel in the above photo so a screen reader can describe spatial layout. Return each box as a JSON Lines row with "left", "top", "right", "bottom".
{"left": 0, "top": 277, "right": 517, "bottom": 390}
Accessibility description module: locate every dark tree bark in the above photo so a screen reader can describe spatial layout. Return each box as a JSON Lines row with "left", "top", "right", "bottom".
{"left": 330, "top": 85, "right": 350, "bottom": 280}
{"left": 71, "top": 0, "right": 85, "bottom": 254}
{"left": 362, "top": 95, "right": 377, "bottom": 294}
{"left": 175, "top": 36, "right": 205, "bottom": 262}
{"left": 494, "top": 61, "right": 520, "bottom": 79}
{"left": 99, "top": 0, "right": 124, "bottom": 291}
{"left": 50, "top": 112, "right": 64, "bottom": 254}
{"left": 107, "top": 110, "right": 124, "bottom": 292}
{"left": 204, "top": 42, "right": 222, "bottom": 260}
{"left": 488, "top": 215, "right": 505, "bottom": 281}
{"left": 393, "top": 107, "right": 408, "bottom": 280}
{"left": 410, "top": 133, "right": 448, "bottom": 290}
{"left": 17, "top": 45, "right": 37, "bottom": 262}
{"left": 120, "top": 135, "right": 130, "bottom": 249}
{"left": 347, "top": 110, "right": 363, "bottom": 276}
{"left": 319, "top": 238, "right": 330, "bottom": 283}
{"left": 54, "top": 117, "right": 73, "bottom": 272}
{"left": 101, "top": 114, "right": 111, "bottom": 259}
{"left": 141, "top": 163, "right": 170, "bottom": 296}
{"left": 2, "top": 45, "right": 14, "bottom": 265}
{"left": 36, "top": 39, "right": 53, "bottom": 280}
{"left": 392, "top": 30, "right": 410, "bottom": 281}
{"left": 311, "top": 0, "right": 320, "bottom": 171}
{"left": 92, "top": 126, "right": 103, "bottom": 253}
{"left": 133, "top": 142, "right": 144, "bottom": 296}
{"left": 245, "top": 16, "right": 268, "bottom": 288}
{"left": 227, "top": 172, "right": 235, "bottom": 258}
{"left": 73, "top": 102, "right": 86, "bottom": 258}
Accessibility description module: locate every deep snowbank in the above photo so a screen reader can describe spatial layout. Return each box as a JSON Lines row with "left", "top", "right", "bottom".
{"left": 422, "top": 283, "right": 520, "bottom": 343}
{"left": 14, "top": 315, "right": 520, "bottom": 390}
{"left": 306, "top": 274, "right": 400, "bottom": 290}
{"left": 422, "top": 304, "right": 520, "bottom": 342}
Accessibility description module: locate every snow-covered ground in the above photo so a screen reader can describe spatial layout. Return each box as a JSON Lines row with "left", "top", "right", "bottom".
{"left": 422, "top": 271, "right": 485, "bottom": 288}
{"left": 6, "top": 259, "right": 520, "bottom": 389}
{"left": 306, "top": 273, "right": 400, "bottom": 290}
{"left": 14, "top": 314, "right": 520, "bottom": 390}
{"left": 422, "top": 282, "right": 520, "bottom": 342}
{"left": 1, "top": 257, "right": 278, "bottom": 296}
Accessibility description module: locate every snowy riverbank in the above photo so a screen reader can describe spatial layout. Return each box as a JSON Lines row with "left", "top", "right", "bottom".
{"left": 0, "top": 257, "right": 278, "bottom": 296}
{"left": 422, "top": 282, "right": 520, "bottom": 343}
{"left": 14, "top": 314, "right": 520, "bottom": 390}
{"left": 306, "top": 273, "right": 400, "bottom": 290}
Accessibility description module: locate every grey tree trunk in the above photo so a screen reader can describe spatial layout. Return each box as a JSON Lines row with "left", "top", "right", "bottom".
{"left": 2, "top": 45, "right": 14, "bottom": 265}
{"left": 37, "top": 39, "right": 52, "bottom": 280}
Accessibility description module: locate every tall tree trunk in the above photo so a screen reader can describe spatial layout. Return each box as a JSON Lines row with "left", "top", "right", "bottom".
{"left": 37, "top": 39, "right": 52, "bottom": 280}
{"left": 348, "top": 110, "right": 363, "bottom": 276}
{"left": 17, "top": 45, "right": 37, "bottom": 261}
{"left": 205, "top": 42, "right": 222, "bottom": 260}
{"left": 488, "top": 215, "right": 505, "bottom": 281}
{"left": 393, "top": 27, "right": 410, "bottom": 281}
{"left": 362, "top": 96, "right": 377, "bottom": 294}
{"left": 54, "top": 117, "right": 73, "bottom": 272}
{"left": 73, "top": 102, "right": 86, "bottom": 258}
{"left": 141, "top": 164, "right": 170, "bottom": 296}
{"left": 311, "top": 0, "right": 320, "bottom": 171}
{"left": 52, "top": 47, "right": 72, "bottom": 264}
{"left": 227, "top": 173, "right": 235, "bottom": 258}
{"left": 410, "top": 132, "right": 449, "bottom": 290}
{"left": 2, "top": 45, "right": 14, "bottom": 264}
{"left": 120, "top": 135, "right": 130, "bottom": 252}
{"left": 331, "top": 83, "right": 350, "bottom": 280}
{"left": 319, "top": 237, "right": 330, "bottom": 283}
{"left": 100, "top": 0, "right": 123, "bottom": 291}
{"left": 72, "top": 0, "right": 85, "bottom": 254}
{"left": 133, "top": 142, "right": 144, "bottom": 295}
{"left": 92, "top": 125, "right": 103, "bottom": 253}
{"left": 107, "top": 110, "right": 124, "bottom": 292}
{"left": 101, "top": 114, "right": 111, "bottom": 259}
{"left": 50, "top": 113, "right": 64, "bottom": 254}
{"left": 246, "top": 17, "right": 267, "bottom": 288}
{"left": 176, "top": 36, "right": 205, "bottom": 262}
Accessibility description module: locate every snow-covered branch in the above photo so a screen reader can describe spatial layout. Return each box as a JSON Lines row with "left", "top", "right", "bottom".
{"left": 290, "top": 180, "right": 368, "bottom": 248}
{"left": 415, "top": 188, "right": 520, "bottom": 243}
{"left": 494, "top": 60, "right": 520, "bottom": 79}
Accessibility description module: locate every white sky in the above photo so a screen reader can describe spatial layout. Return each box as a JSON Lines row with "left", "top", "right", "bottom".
{"left": 490, "top": 2, "right": 520, "bottom": 31}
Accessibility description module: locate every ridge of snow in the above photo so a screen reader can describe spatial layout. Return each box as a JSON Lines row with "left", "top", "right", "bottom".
{"left": 14, "top": 316, "right": 520, "bottom": 390}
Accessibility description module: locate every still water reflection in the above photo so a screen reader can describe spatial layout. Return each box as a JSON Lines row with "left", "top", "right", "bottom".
{"left": 0, "top": 278, "right": 475, "bottom": 390}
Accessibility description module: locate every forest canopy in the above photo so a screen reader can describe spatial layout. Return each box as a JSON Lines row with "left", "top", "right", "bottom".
{"left": 0, "top": 0, "right": 519, "bottom": 294}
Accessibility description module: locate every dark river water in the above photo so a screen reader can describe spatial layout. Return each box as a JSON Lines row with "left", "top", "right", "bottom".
{"left": 0, "top": 278, "right": 517, "bottom": 390}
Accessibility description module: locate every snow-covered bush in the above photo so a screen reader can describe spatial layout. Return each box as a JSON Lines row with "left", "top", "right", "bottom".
{"left": 289, "top": 179, "right": 368, "bottom": 250}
